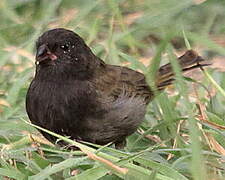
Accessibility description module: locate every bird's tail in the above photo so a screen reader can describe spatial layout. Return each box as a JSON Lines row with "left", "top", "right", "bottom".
{"left": 156, "top": 50, "right": 209, "bottom": 91}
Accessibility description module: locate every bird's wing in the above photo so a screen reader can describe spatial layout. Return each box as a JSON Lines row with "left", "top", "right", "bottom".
{"left": 85, "top": 62, "right": 151, "bottom": 145}
{"left": 92, "top": 62, "right": 152, "bottom": 104}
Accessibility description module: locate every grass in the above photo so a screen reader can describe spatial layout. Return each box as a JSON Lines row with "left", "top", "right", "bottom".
{"left": 1, "top": 0, "right": 225, "bottom": 179}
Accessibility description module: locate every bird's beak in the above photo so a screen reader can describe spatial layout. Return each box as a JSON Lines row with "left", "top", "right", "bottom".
{"left": 36, "top": 44, "right": 57, "bottom": 63}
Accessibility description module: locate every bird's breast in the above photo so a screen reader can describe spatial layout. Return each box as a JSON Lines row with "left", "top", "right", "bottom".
{"left": 26, "top": 79, "right": 98, "bottom": 134}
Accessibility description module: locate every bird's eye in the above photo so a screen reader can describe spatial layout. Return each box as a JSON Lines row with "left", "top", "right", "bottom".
{"left": 60, "top": 44, "right": 69, "bottom": 51}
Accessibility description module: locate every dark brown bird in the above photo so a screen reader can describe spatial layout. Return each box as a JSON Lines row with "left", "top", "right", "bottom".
{"left": 26, "top": 28, "right": 206, "bottom": 148}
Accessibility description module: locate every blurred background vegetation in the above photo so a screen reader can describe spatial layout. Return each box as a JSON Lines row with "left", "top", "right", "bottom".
{"left": 0, "top": 0, "right": 225, "bottom": 179}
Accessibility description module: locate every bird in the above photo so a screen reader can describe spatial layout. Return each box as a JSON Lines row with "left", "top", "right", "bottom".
{"left": 26, "top": 28, "right": 207, "bottom": 148}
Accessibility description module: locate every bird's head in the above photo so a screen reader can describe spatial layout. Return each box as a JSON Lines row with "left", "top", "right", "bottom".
{"left": 35, "top": 28, "right": 94, "bottom": 69}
